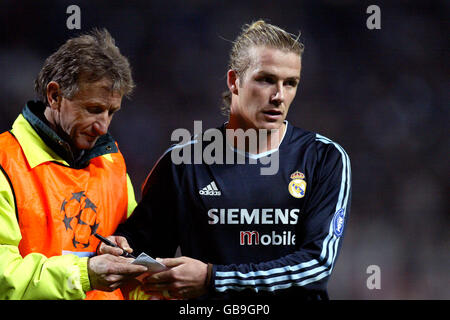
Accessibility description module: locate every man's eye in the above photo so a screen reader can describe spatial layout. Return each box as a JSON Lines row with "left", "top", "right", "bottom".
{"left": 257, "top": 77, "right": 275, "bottom": 84}
{"left": 87, "top": 107, "right": 103, "bottom": 114}
{"left": 286, "top": 80, "right": 298, "bottom": 87}
{"left": 109, "top": 109, "right": 120, "bottom": 116}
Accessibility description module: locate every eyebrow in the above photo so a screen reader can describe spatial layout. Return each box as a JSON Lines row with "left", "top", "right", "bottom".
{"left": 256, "top": 73, "right": 300, "bottom": 84}
{"left": 255, "top": 70, "right": 300, "bottom": 79}
{"left": 84, "top": 100, "right": 121, "bottom": 111}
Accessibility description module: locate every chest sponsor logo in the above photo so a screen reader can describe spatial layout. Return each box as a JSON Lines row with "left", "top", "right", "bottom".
{"left": 239, "top": 230, "right": 296, "bottom": 246}
{"left": 288, "top": 171, "right": 307, "bottom": 198}
{"left": 208, "top": 208, "right": 299, "bottom": 246}
{"left": 208, "top": 208, "right": 299, "bottom": 225}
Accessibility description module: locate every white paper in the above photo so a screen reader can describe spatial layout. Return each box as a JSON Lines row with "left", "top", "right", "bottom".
{"left": 132, "top": 252, "right": 167, "bottom": 273}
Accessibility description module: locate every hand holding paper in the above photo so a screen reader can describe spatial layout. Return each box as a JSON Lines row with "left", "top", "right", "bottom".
{"left": 132, "top": 253, "right": 167, "bottom": 273}
{"left": 120, "top": 253, "right": 171, "bottom": 300}
{"left": 141, "top": 256, "right": 208, "bottom": 299}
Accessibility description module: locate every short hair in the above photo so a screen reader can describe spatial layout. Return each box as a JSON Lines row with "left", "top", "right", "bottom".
{"left": 221, "top": 20, "right": 304, "bottom": 115}
{"left": 35, "top": 28, "right": 135, "bottom": 105}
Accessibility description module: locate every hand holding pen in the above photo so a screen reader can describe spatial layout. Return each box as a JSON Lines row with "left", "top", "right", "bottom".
{"left": 88, "top": 233, "right": 146, "bottom": 292}
{"left": 94, "top": 233, "right": 136, "bottom": 259}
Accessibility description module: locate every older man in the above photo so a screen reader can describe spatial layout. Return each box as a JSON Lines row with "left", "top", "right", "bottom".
{"left": 0, "top": 29, "right": 147, "bottom": 300}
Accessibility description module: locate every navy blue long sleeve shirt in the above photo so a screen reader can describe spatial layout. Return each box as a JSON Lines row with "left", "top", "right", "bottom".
{"left": 117, "top": 121, "right": 351, "bottom": 300}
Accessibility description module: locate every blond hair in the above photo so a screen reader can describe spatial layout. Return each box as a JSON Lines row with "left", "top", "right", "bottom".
{"left": 221, "top": 20, "right": 304, "bottom": 114}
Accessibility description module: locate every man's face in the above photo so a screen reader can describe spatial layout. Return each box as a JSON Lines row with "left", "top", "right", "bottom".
{"left": 55, "top": 78, "right": 123, "bottom": 151}
{"left": 229, "top": 46, "right": 301, "bottom": 131}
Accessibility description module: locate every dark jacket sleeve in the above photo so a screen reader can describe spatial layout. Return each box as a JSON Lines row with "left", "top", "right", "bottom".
{"left": 211, "top": 138, "right": 351, "bottom": 296}
{"left": 116, "top": 151, "right": 179, "bottom": 258}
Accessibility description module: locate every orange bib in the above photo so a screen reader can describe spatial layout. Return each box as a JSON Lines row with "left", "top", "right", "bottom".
{"left": 0, "top": 131, "right": 129, "bottom": 300}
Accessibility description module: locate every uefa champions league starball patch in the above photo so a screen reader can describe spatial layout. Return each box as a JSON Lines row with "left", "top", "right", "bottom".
{"left": 288, "top": 171, "right": 307, "bottom": 198}
{"left": 333, "top": 208, "right": 346, "bottom": 237}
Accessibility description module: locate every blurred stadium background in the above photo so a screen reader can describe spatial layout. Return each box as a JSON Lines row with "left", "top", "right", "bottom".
{"left": 0, "top": 0, "right": 448, "bottom": 299}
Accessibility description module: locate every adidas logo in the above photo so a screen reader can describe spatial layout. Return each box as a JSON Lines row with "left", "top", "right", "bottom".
{"left": 199, "top": 181, "right": 221, "bottom": 196}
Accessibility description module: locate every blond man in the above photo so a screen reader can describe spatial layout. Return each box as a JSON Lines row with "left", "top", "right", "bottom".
{"left": 106, "top": 20, "right": 351, "bottom": 300}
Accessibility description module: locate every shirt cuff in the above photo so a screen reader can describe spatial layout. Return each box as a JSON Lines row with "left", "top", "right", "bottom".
{"left": 206, "top": 263, "right": 216, "bottom": 292}
{"left": 76, "top": 257, "right": 92, "bottom": 292}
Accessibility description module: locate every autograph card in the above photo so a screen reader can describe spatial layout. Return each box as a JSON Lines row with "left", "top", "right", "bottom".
{"left": 132, "top": 253, "right": 167, "bottom": 273}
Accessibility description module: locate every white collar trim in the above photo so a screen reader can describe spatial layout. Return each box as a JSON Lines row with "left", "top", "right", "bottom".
{"left": 225, "top": 121, "right": 289, "bottom": 159}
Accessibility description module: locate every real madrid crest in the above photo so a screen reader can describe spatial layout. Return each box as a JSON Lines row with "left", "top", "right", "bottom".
{"left": 288, "top": 171, "right": 307, "bottom": 198}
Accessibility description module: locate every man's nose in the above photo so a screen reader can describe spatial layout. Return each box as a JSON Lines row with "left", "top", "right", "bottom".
{"left": 271, "top": 83, "right": 285, "bottom": 105}
{"left": 93, "top": 112, "right": 110, "bottom": 135}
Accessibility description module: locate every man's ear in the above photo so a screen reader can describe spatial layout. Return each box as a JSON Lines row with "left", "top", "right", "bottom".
{"left": 46, "top": 81, "right": 61, "bottom": 109}
{"left": 227, "top": 69, "right": 239, "bottom": 95}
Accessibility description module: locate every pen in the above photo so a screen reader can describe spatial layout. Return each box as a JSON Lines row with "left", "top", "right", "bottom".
{"left": 94, "top": 233, "right": 136, "bottom": 259}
